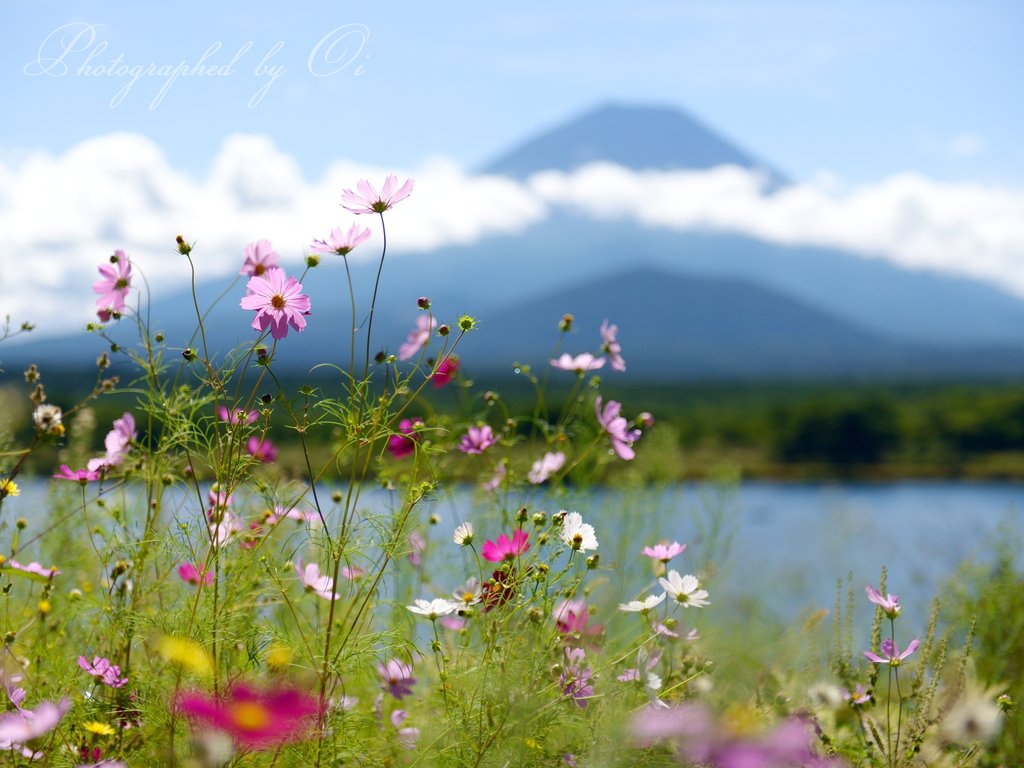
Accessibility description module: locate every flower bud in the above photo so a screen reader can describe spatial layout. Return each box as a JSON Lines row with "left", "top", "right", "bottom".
{"left": 182, "top": 348, "right": 197, "bottom": 361}
{"left": 516, "top": 507, "right": 528, "bottom": 523}
{"left": 437, "top": 324, "right": 450, "bottom": 337}
{"left": 458, "top": 315, "right": 476, "bottom": 332}
{"left": 176, "top": 235, "right": 192, "bottom": 255}
{"left": 637, "top": 412, "right": 655, "bottom": 429}
{"left": 559, "top": 313, "right": 574, "bottom": 332}
{"left": 417, "top": 297, "right": 431, "bottom": 309}
{"left": 586, "top": 554, "right": 600, "bottom": 570}
{"left": 306, "top": 254, "right": 320, "bottom": 268}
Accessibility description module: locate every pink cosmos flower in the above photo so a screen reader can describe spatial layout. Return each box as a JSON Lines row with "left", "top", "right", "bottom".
{"left": 866, "top": 584, "right": 901, "bottom": 618}
{"left": 481, "top": 530, "right": 530, "bottom": 562}
{"left": 341, "top": 565, "right": 365, "bottom": 580}
{"left": 843, "top": 684, "right": 871, "bottom": 705}
{"left": 0, "top": 697, "right": 71, "bottom": 744}
{"left": 341, "top": 175, "right": 414, "bottom": 215}
{"left": 387, "top": 417, "right": 423, "bottom": 459}
{"left": 864, "top": 637, "right": 920, "bottom": 666}
{"left": 600, "top": 319, "right": 626, "bottom": 372}
{"left": 642, "top": 541, "right": 687, "bottom": 562}
{"left": 53, "top": 465, "right": 100, "bottom": 484}
{"left": 459, "top": 425, "right": 497, "bottom": 455}
{"left": 87, "top": 412, "right": 137, "bottom": 472}
{"left": 239, "top": 268, "right": 311, "bottom": 341}
{"left": 217, "top": 406, "right": 259, "bottom": 425}
{"left": 407, "top": 531, "right": 425, "bottom": 568}
{"left": 560, "top": 648, "right": 594, "bottom": 708}
{"left": 554, "top": 599, "right": 603, "bottom": 643}
{"left": 528, "top": 451, "right": 565, "bottom": 484}
{"left": 78, "top": 655, "right": 128, "bottom": 688}
{"left": 483, "top": 460, "right": 507, "bottom": 491}
{"left": 178, "top": 562, "right": 214, "bottom": 586}
{"left": 295, "top": 561, "right": 338, "bottom": 601}
{"left": 92, "top": 250, "right": 132, "bottom": 321}
{"left": 309, "top": 224, "right": 372, "bottom": 256}
{"left": 398, "top": 315, "right": 436, "bottom": 361}
{"left": 177, "top": 684, "right": 319, "bottom": 750}
{"left": 431, "top": 355, "right": 459, "bottom": 388}
{"left": 550, "top": 353, "right": 606, "bottom": 374}
{"left": 207, "top": 489, "right": 234, "bottom": 519}
{"left": 7, "top": 560, "right": 60, "bottom": 579}
{"left": 595, "top": 397, "right": 642, "bottom": 460}
{"left": 239, "top": 239, "right": 280, "bottom": 277}
{"left": 378, "top": 659, "right": 417, "bottom": 700}
{"left": 265, "top": 505, "right": 319, "bottom": 526}
{"left": 246, "top": 436, "right": 278, "bottom": 463}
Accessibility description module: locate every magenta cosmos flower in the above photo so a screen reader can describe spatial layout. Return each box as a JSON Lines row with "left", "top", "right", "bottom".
{"left": 459, "top": 424, "right": 497, "bottom": 455}
{"left": 866, "top": 584, "right": 901, "bottom": 618}
{"left": 217, "top": 406, "right": 259, "bottom": 425}
{"left": 92, "top": 249, "right": 132, "bottom": 321}
{"left": 387, "top": 417, "right": 423, "bottom": 459}
{"left": 178, "top": 562, "right": 214, "bottom": 586}
{"left": 560, "top": 648, "right": 594, "bottom": 708}
{"left": 78, "top": 655, "right": 128, "bottom": 688}
{"left": 864, "top": 637, "right": 920, "bottom": 666}
{"left": 341, "top": 175, "right": 414, "bottom": 214}
{"left": 379, "top": 659, "right": 417, "bottom": 700}
{"left": 482, "top": 530, "right": 530, "bottom": 562}
{"left": 53, "top": 465, "right": 100, "bottom": 484}
{"left": 431, "top": 355, "right": 459, "bottom": 388}
{"left": 642, "top": 541, "right": 687, "bottom": 563}
{"left": 246, "top": 436, "right": 277, "bottom": 463}
{"left": 554, "top": 599, "right": 603, "bottom": 641}
{"left": 239, "top": 268, "right": 311, "bottom": 341}
{"left": 309, "top": 224, "right": 372, "bottom": 256}
{"left": 398, "top": 315, "right": 436, "bottom": 361}
{"left": 177, "top": 684, "right": 320, "bottom": 750}
{"left": 596, "top": 397, "right": 642, "bottom": 460}
{"left": 600, "top": 319, "right": 626, "bottom": 372}
{"left": 239, "top": 239, "right": 279, "bottom": 277}
{"left": 550, "top": 353, "right": 605, "bottom": 374}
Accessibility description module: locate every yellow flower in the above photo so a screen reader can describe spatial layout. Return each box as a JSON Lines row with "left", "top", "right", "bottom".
{"left": 0, "top": 479, "right": 19, "bottom": 498}
{"left": 82, "top": 721, "right": 115, "bottom": 736}
{"left": 265, "top": 643, "right": 293, "bottom": 671}
{"left": 156, "top": 636, "right": 213, "bottom": 677}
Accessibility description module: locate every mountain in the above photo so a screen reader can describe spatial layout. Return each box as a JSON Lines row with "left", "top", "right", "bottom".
{"left": 483, "top": 102, "right": 786, "bottom": 186}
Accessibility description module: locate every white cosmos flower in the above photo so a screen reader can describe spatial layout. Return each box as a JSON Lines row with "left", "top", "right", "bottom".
{"left": 453, "top": 522, "right": 474, "bottom": 546}
{"left": 559, "top": 511, "right": 598, "bottom": 552}
{"left": 618, "top": 593, "right": 667, "bottom": 612}
{"left": 658, "top": 570, "right": 710, "bottom": 608}
{"left": 407, "top": 598, "right": 460, "bottom": 620}
{"left": 452, "top": 578, "right": 482, "bottom": 606}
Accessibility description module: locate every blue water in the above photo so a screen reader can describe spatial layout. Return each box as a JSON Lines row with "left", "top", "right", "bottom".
{"left": 4, "top": 479, "right": 1020, "bottom": 624}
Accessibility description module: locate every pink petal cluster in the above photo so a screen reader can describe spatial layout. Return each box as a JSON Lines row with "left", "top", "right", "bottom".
{"left": 642, "top": 541, "right": 687, "bottom": 562}
{"left": 0, "top": 697, "right": 71, "bottom": 745}
{"left": 596, "top": 397, "right": 642, "bottom": 460}
{"left": 240, "top": 268, "right": 311, "bottom": 341}
{"left": 554, "top": 599, "right": 603, "bottom": 642}
{"left": 78, "top": 655, "right": 128, "bottom": 688}
{"left": 239, "top": 239, "right": 280, "bottom": 277}
{"left": 341, "top": 175, "right": 414, "bottom": 215}
{"left": 379, "top": 659, "right": 417, "bottom": 700}
{"left": 246, "top": 436, "right": 278, "bottom": 463}
{"left": 217, "top": 407, "right": 259, "bottom": 425}
{"left": 459, "top": 425, "right": 497, "bottom": 455}
{"left": 177, "top": 562, "right": 214, "bottom": 586}
{"left": 600, "top": 319, "right": 626, "bottom": 372}
{"left": 92, "top": 250, "right": 132, "bottom": 322}
{"left": 7, "top": 560, "right": 60, "bottom": 578}
{"left": 295, "top": 561, "right": 338, "bottom": 600}
{"left": 481, "top": 530, "right": 530, "bottom": 562}
{"left": 550, "top": 353, "right": 605, "bottom": 373}
{"left": 177, "top": 684, "right": 320, "bottom": 750}
{"left": 309, "top": 224, "right": 372, "bottom": 256}
{"left": 866, "top": 584, "right": 901, "bottom": 618}
{"left": 528, "top": 451, "right": 565, "bottom": 484}
{"left": 864, "top": 637, "right": 920, "bottom": 666}
{"left": 387, "top": 417, "right": 423, "bottom": 459}
{"left": 431, "top": 355, "right": 459, "bottom": 388}
{"left": 53, "top": 465, "right": 100, "bottom": 484}
{"left": 560, "top": 648, "right": 594, "bottom": 708}
{"left": 87, "top": 412, "right": 136, "bottom": 472}
{"left": 398, "top": 315, "right": 436, "bottom": 361}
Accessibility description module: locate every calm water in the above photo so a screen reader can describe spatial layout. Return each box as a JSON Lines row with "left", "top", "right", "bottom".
{"left": 5, "top": 479, "right": 1021, "bottom": 622}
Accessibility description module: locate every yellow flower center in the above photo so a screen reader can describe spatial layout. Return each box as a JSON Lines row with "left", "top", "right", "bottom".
{"left": 229, "top": 701, "right": 272, "bottom": 732}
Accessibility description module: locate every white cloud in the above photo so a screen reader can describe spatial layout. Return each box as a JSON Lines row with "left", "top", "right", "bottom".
{"left": 2, "top": 133, "right": 1024, "bottom": 337}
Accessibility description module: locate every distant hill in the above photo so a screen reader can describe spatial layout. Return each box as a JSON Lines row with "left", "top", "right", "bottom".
{"left": 483, "top": 102, "right": 786, "bottom": 186}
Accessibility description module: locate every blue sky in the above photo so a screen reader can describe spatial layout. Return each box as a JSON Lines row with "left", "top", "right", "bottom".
{"left": 3, "top": 0, "right": 1024, "bottom": 335}
{"left": 4, "top": 0, "right": 1023, "bottom": 183}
